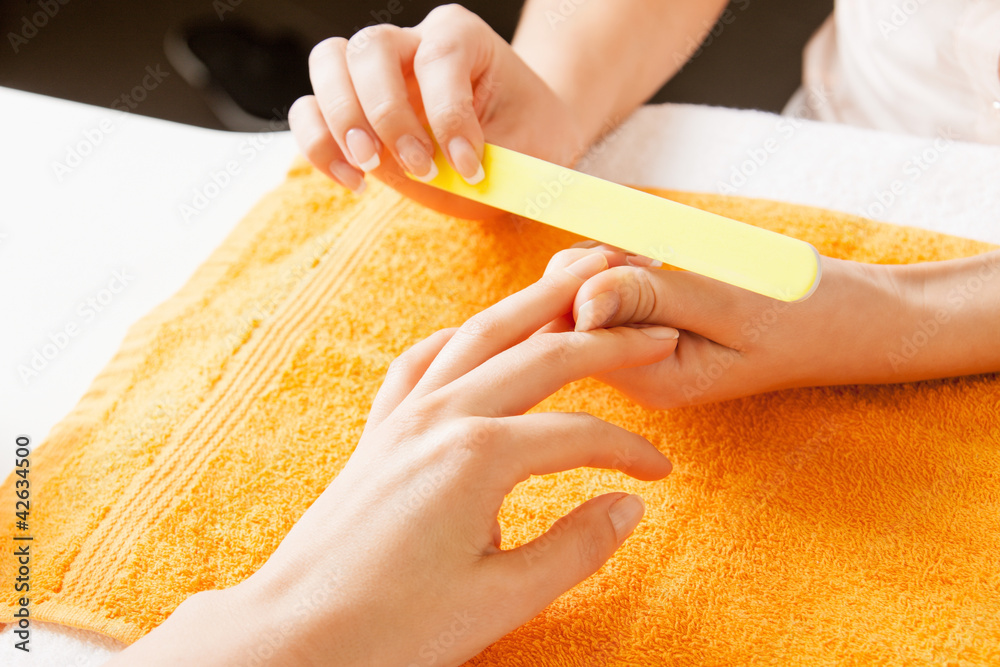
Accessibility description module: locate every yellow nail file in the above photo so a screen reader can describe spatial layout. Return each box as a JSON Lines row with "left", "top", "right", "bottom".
{"left": 415, "top": 142, "right": 821, "bottom": 302}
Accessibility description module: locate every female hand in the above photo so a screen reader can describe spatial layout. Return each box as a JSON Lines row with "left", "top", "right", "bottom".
{"left": 569, "top": 247, "right": 1000, "bottom": 408}
{"left": 111, "top": 248, "right": 679, "bottom": 666}
{"left": 288, "top": 4, "right": 584, "bottom": 219}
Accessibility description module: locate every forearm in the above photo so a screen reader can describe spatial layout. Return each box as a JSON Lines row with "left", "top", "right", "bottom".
{"left": 886, "top": 250, "right": 1000, "bottom": 381}
{"left": 512, "top": 0, "right": 728, "bottom": 147}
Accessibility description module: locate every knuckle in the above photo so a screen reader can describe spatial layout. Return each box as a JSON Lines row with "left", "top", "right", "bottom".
{"left": 384, "top": 351, "right": 421, "bottom": 386}
{"left": 364, "top": 97, "right": 405, "bottom": 129}
{"left": 413, "top": 37, "right": 464, "bottom": 69}
{"left": 425, "top": 94, "right": 476, "bottom": 131}
{"left": 546, "top": 248, "right": 580, "bottom": 273}
{"left": 425, "top": 3, "right": 472, "bottom": 23}
{"left": 456, "top": 416, "right": 501, "bottom": 452}
{"left": 309, "top": 37, "right": 346, "bottom": 66}
{"left": 524, "top": 331, "right": 582, "bottom": 368}
{"left": 575, "top": 517, "right": 613, "bottom": 573}
{"left": 346, "top": 24, "right": 395, "bottom": 56}
{"left": 457, "top": 312, "right": 505, "bottom": 343}
{"left": 318, "top": 93, "right": 358, "bottom": 123}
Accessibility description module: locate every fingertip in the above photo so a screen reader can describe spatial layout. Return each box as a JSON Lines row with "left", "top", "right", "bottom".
{"left": 608, "top": 494, "right": 645, "bottom": 544}
{"left": 447, "top": 135, "right": 484, "bottom": 185}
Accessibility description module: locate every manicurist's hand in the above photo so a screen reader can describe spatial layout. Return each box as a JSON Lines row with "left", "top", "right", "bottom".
{"left": 109, "top": 248, "right": 678, "bottom": 667}
{"left": 288, "top": 4, "right": 583, "bottom": 218}
{"left": 570, "top": 248, "right": 1000, "bottom": 408}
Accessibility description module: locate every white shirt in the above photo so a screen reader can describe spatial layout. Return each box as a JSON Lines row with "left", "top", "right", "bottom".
{"left": 788, "top": 0, "right": 1000, "bottom": 144}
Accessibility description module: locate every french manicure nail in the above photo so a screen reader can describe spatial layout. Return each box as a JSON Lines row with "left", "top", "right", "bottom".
{"left": 609, "top": 494, "right": 645, "bottom": 543}
{"left": 345, "top": 128, "right": 380, "bottom": 172}
{"left": 329, "top": 160, "right": 366, "bottom": 194}
{"left": 626, "top": 255, "right": 664, "bottom": 268}
{"left": 448, "top": 136, "right": 484, "bottom": 185}
{"left": 638, "top": 326, "right": 680, "bottom": 340}
{"left": 396, "top": 134, "right": 437, "bottom": 181}
{"left": 564, "top": 252, "right": 608, "bottom": 280}
{"left": 575, "top": 291, "right": 620, "bottom": 332}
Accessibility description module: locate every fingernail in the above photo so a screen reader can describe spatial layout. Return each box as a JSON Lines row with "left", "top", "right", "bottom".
{"left": 638, "top": 326, "right": 680, "bottom": 340}
{"left": 564, "top": 252, "right": 608, "bottom": 280}
{"left": 396, "top": 134, "right": 438, "bottom": 182}
{"left": 609, "top": 494, "right": 645, "bottom": 543}
{"left": 575, "top": 291, "right": 620, "bottom": 332}
{"left": 571, "top": 240, "right": 601, "bottom": 249}
{"left": 329, "top": 160, "right": 366, "bottom": 194}
{"left": 448, "top": 136, "right": 485, "bottom": 185}
{"left": 626, "top": 255, "right": 663, "bottom": 268}
{"left": 345, "top": 128, "right": 380, "bottom": 172}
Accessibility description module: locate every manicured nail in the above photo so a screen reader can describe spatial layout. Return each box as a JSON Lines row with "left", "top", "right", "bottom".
{"left": 329, "top": 160, "right": 366, "bottom": 194}
{"left": 448, "top": 136, "right": 484, "bottom": 185}
{"left": 575, "top": 291, "right": 620, "bottom": 332}
{"left": 608, "top": 494, "right": 644, "bottom": 543}
{"left": 626, "top": 255, "right": 663, "bottom": 268}
{"left": 571, "top": 240, "right": 601, "bottom": 249}
{"left": 345, "top": 128, "right": 380, "bottom": 172}
{"left": 396, "top": 135, "right": 437, "bottom": 182}
{"left": 564, "top": 252, "right": 608, "bottom": 280}
{"left": 638, "top": 326, "right": 680, "bottom": 340}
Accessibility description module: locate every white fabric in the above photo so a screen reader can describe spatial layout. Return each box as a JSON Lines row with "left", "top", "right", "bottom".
{"left": 2, "top": 89, "right": 999, "bottom": 665}
{"left": 795, "top": 0, "right": 1000, "bottom": 143}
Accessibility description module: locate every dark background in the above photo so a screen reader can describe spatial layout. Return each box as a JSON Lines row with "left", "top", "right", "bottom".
{"left": 0, "top": 0, "right": 833, "bottom": 131}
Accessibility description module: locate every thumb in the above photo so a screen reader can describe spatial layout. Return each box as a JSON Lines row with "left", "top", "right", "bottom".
{"left": 572, "top": 266, "right": 753, "bottom": 345}
{"left": 490, "top": 493, "right": 645, "bottom": 619}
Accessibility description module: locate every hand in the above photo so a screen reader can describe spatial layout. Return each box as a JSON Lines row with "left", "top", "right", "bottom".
{"left": 569, "top": 249, "right": 923, "bottom": 407}
{"left": 110, "top": 248, "right": 678, "bottom": 667}
{"left": 288, "top": 4, "right": 584, "bottom": 219}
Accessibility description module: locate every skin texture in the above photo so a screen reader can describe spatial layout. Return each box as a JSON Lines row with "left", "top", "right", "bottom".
{"left": 108, "top": 249, "right": 679, "bottom": 667}
{"left": 108, "top": 245, "right": 1000, "bottom": 665}
{"left": 571, "top": 246, "right": 1000, "bottom": 408}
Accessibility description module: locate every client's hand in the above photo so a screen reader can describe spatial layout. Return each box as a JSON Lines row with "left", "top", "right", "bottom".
{"left": 110, "top": 248, "right": 678, "bottom": 667}
{"left": 570, "top": 247, "right": 1000, "bottom": 408}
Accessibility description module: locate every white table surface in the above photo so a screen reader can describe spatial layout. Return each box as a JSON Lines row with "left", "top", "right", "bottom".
{"left": 1, "top": 86, "right": 998, "bottom": 665}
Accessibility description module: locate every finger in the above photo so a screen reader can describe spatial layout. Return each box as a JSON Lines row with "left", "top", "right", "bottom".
{"left": 411, "top": 250, "right": 611, "bottom": 399}
{"left": 495, "top": 412, "right": 671, "bottom": 483}
{"left": 364, "top": 328, "right": 457, "bottom": 435}
{"left": 442, "top": 324, "right": 678, "bottom": 417}
{"left": 308, "top": 37, "right": 383, "bottom": 173}
{"left": 594, "top": 331, "right": 748, "bottom": 409}
{"left": 288, "top": 95, "right": 366, "bottom": 193}
{"left": 572, "top": 265, "right": 757, "bottom": 344}
{"left": 345, "top": 25, "right": 439, "bottom": 181}
{"left": 412, "top": 5, "right": 491, "bottom": 184}
{"left": 570, "top": 240, "right": 656, "bottom": 267}
{"left": 485, "top": 493, "right": 646, "bottom": 623}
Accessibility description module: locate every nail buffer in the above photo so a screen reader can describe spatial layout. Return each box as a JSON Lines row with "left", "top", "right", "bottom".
{"left": 413, "top": 142, "right": 821, "bottom": 302}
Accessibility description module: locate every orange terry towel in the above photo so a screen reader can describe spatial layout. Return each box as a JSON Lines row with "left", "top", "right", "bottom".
{"left": 2, "top": 162, "right": 1000, "bottom": 664}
